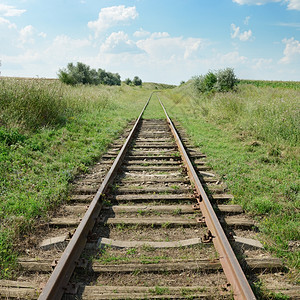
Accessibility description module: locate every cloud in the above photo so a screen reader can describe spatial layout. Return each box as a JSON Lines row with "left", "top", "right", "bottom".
{"left": 151, "top": 32, "right": 170, "bottom": 39}
{"left": 216, "top": 51, "right": 248, "bottom": 65}
{"left": 287, "top": 0, "right": 300, "bottom": 10}
{"left": 133, "top": 28, "right": 150, "bottom": 38}
{"left": 88, "top": 5, "right": 138, "bottom": 37}
{"left": 100, "top": 31, "right": 142, "bottom": 54}
{"left": 38, "top": 32, "right": 47, "bottom": 38}
{"left": 252, "top": 58, "right": 273, "bottom": 69}
{"left": 277, "top": 22, "right": 300, "bottom": 28}
{"left": 233, "top": 0, "right": 280, "bottom": 5}
{"left": 136, "top": 35, "right": 205, "bottom": 61}
{"left": 233, "top": 0, "right": 300, "bottom": 10}
{"left": 0, "top": 16, "right": 17, "bottom": 29}
{"left": 279, "top": 37, "right": 300, "bottom": 64}
{"left": 0, "top": 4, "right": 26, "bottom": 17}
{"left": 231, "top": 24, "right": 252, "bottom": 41}
{"left": 244, "top": 16, "right": 250, "bottom": 25}
{"left": 19, "top": 25, "right": 35, "bottom": 44}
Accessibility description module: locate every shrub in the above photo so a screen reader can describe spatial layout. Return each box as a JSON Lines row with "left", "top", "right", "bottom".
{"left": 214, "top": 68, "right": 237, "bottom": 92}
{"left": 132, "top": 76, "right": 142, "bottom": 86}
{"left": 193, "top": 68, "right": 237, "bottom": 93}
{"left": 124, "top": 78, "right": 132, "bottom": 85}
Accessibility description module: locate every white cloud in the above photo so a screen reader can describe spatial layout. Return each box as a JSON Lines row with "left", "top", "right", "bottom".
{"left": 239, "top": 29, "right": 253, "bottom": 41}
{"left": 100, "top": 31, "right": 142, "bottom": 54}
{"left": 151, "top": 32, "right": 170, "bottom": 39}
{"left": 216, "top": 51, "right": 248, "bottom": 65}
{"left": 252, "top": 58, "right": 273, "bottom": 69}
{"left": 136, "top": 35, "right": 205, "bottom": 61}
{"left": 0, "top": 16, "right": 17, "bottom": 29}
{"left": 277, "top": 22, "right": 300, "bottom": 28}
{"left": 279, "top": 37, "right": 300, "bottom": 63}
{"left": 231, "top": 24, "right": 240, "bottom": 39}
{"left": 133, "top": 28, "right": 150, "bottom": 38}
{"left": 88, "top": 5, "right": 138, "bottom": 37}
{"left": 233, "top": 0, "right": 300, "bottom": 10}
{"left": 0, "top": 4, "right": 26, "bottom": 17}
{"left": 19, "top": 25, "right": 35, "bottom": 44}
{"left": 233, "top": 0, "right": 280, "bottom": 5}
{"left": 231, "top": 24, "right": 252, "bottom": 41}
{"left": 287, "top": 0, "right": 300, "bottom": 10}
{"left": 38, "top": 32, "right": 47, "bottom": 39}
{"left": 244, "top": 16, "right": 250, "bottom": 25}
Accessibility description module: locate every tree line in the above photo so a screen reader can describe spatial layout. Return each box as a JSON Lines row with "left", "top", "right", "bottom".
{"left": 58, "top": 62, "right": 142, "bottom": 86}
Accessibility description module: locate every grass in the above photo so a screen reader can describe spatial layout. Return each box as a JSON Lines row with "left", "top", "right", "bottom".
{"left": 1, "top": 76, "right": 299, "bottom": 286}
{"left": 149, "top": 286, "right": 170, "bottom": 295}
{"left": 0, "top": 77, "right": 169, "bottom": 278}
{"left": 158, "top": 82, "right": 299, "bottom": 277}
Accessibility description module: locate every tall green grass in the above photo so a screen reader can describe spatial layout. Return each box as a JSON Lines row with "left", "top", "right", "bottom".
{"left": 0, "top": 78, "right": 68, "bottom": 130}
{"left": 0, "top": 78, "right": 159, "bottom": 278}
{"left": 160, "top": 82, "right": 299, "bottom": 276}
{"left": 173, "top": 83, "right": 299, "bottom": 148}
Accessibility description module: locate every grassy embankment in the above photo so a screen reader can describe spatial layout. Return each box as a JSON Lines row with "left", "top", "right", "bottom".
{"left": 0, "top": 78, "right": 173, "bottom": 278}
{"left": 1, "top": 76, "right": 299, "bottom": 288}
{"left": 158, "top": 81, "right": 299, "bottom": 282}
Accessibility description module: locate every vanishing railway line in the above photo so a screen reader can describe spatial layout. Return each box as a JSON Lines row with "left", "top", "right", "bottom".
{"left": 1, "top": 94, "right": 295, "bottom": 299}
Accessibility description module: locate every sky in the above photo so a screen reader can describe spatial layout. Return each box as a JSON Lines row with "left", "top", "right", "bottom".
{"left": 0, "top": 0, "right": 300, "bottom": 84}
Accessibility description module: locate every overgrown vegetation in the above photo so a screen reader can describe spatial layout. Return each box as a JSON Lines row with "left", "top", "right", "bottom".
{"left": 161, "top": 81, "right": 299, "bottom": 276}
{"left": 58, "top": 62, "right": 121, "bottom": 86}
{"left": 0, "top": 77, "right": 165, "bottom": 278}
{"left": 125, "top": 76, "right": 143, "bottom": 86}
{"left": 193, "top": 68, "right": 237, "bottom": 93}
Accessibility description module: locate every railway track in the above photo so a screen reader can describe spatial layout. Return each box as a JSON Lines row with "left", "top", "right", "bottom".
{"left": 1, "top": 93, "right": 298, "bottom": 299}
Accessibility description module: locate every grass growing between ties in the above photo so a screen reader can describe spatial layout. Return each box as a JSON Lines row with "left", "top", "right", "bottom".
{"left": 160, "top": 81, "right": 299, "bottom": 278}
{"left": 0, "top": 77, "right": 168, "bottom": 278}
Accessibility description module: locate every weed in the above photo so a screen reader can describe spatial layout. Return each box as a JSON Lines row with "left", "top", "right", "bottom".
{"left": 172, "top": 208, "right": 182, "bottom": 215}
{"left": 149, "top": 286, "right": 169, "bottom": 295}
{"left": 115, "top": 222, "right": 126, "bottom": 231}
{"left": 171, "top": 185, "right": 180, "bottom": 190}
{"left": 137, "top": 209, "right": 146, "bottom": 216}
{"left": 141, "top": 244, "right": 155, "bottom": 252}
{"left": 162, "top": 221, "right": 170, "bottom": 228}
{"left": 126, "top": 248, "right": 137, "bottom": 256}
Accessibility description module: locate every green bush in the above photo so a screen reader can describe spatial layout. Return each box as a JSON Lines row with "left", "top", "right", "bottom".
{"left": 124, "top": 78, "right": 132, "bottom": 85}
{"left": 214, "top": 68, "right": 237, "bottom": 92}
{"left": 193, "top": 68, "right": 237, "bottom": 93}
{"left": 58, "top": 62, "right": 121, "bottom": 86}
{"left": 132, "top": 76, "right": 142, "bottom": 86}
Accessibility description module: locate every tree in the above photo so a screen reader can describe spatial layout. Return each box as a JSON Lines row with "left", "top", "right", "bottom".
{"left": 58, "top": 62, "right": 122, "bottom": 86}
{"left": 132, "top": 76, "right": 142, "bottom": 86}
{"left": 124, "top": 78, "right": 132, "bottom": 85}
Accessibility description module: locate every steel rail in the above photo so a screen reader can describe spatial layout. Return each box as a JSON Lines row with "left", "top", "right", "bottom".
{"left": 157, "top": 95, "right": 256, "bottom": 300}
{"left": 38, "top": 94, "right": 152, "bottom": 300}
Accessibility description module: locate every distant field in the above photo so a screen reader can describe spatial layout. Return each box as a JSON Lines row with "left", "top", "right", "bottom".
{"left": 239, "top": 79, "right": 300, "bottom": 89}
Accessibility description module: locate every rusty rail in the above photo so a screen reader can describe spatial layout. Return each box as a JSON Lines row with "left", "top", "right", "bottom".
{"left": 157, "top": 95, "right": 256, "bottom": 300}
{"left": 38, "top": 94, "right": 152, "bottom": 300}
{"left": 39, "top": 92, "right": 256, "bottom": 299}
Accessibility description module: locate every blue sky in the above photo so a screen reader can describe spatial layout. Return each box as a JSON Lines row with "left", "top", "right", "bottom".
{"left": 0, "top": 0, "right": 299, "bottom": 84}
